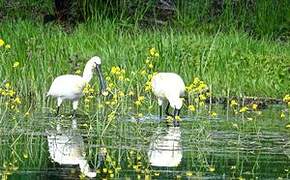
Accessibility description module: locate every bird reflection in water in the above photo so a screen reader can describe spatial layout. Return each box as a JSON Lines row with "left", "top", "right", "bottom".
{"left": 148, "top": 127, "right": 182, "bottom": 167}
{"left": 47, "top": 118, "right": 96, "bottom": 178}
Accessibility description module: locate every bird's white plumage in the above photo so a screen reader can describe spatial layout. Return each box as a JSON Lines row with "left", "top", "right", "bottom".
{"left": 47, "top": 56, "right": 103, "bottom": 112}
{"left": 151, "top": 72, "right": 185, "bottom": 109}
{"left": 47, "top": 75, "right": 87, "bottom": 100}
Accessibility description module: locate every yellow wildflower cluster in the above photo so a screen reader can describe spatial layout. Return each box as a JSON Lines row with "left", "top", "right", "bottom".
{"left": 95, "top": 149, "right": 121, "bottom": 179}
{"left": 13, "top": 62, "right": 20, "bottom": 68}
{"left": 82, "top": 84, "right": 94, "bottom": 108}
{"left": 127, "top": 151, "right": 151, "bottom": 179}
{"left": 188, "top": 105, "right": 196, "bottom": 112}
{"left": 144, "top": 74, "right": 155, "bottom": 92}
{"left": 149, "top": 47, "right": 159, "bottom": 57}
{"left": 239, "top": 106, "right": 248, "bottom": 113}
{"left": 0, "top": 160, "right": 18, "bottom": 180}
{"left": 0, "top": 82, "right": 21, "bottom": 110}
{"left": 283, "top": 94, "right": 290, "bottom": 106}
{"left": 0, "top": 38, "right": 11, "bottom": 49}
{"left": 186, "top": 77, "right": 208, "bottom": 93}
{"left": 252, "top": 103, "right": 258, "bottom": 111}
{"left": 230, "top": 99, "right": 238, "bottom": 108}
{"left": 186, "top": 77, "right": 209, "bottom": 109}
{"left": 111, "top": 66, "right": 126, "bottom": 81}
{"left": 139, "top": 48, "right": 159, "bottom": 77}
{"left": 103, "top": 74, "right": 127, "bottom": 108}
{"left": 280, "top": 94, "right": 290, "bottom": 119}
{"left": 135, "top": 96, "right": 145, "bottom": 106}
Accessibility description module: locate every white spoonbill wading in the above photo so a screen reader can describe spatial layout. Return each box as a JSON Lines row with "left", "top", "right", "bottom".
{"left": 47, "top": 56, "right": 106, "bottom": 116}
{"left": 151, "top": 72, "right": 185, "bottom": 127}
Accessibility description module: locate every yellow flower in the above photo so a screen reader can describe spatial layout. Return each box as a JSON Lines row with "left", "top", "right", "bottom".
{"left": 128, "top": 91, "right": 134, "bottom": 96}
{"left": 23, "top": 153, "right": 28, "bottom": 159}
{"left": 238, "top": 177, "right": 245, "bottom": 180}
{"left": 111, "top": 66, "right": 121, "bottom": 75}
{"left": 230, "top": 100, "right": 238, "bottom": 107}
{"left": 5, "top": 44, "right": 11, "bottom": 49}
{"left": 118, "top": 91, "right": 125, "bottom": 97}
{"left": 154, "top": 172, "right": 160, "bottom": 176}
{"left": 199, "top": 94, "right": 207, "bottom": 101}
{"left": 188, "top": 105, "right": 195, "bottom": 112}
{"left": 281, "top": 112, "right": 286, "bottom": 118}
{"left": 176, "top": 175, "right": 182, "bottom": 179}
{"left": 239, "top": 106, "right": 248, "bottom": 113}
{"left": 149, "top": 47, "right": 157, "bottom": 56}
{"left": 5, "top": 82, "right": 10, "bottom": 89}
{"left": 148, "top": 63, "right": 154, "bottom": 69}
{"left": 102, "top": 168, "right": 107, "bottom": 173}
{"left": 118, "top": 75, "right": 124, "bottom": 81}
{"left": 14, "top": 97, "right": 21, "bottom": 104}
{"left": 175, "top": 115, "right": 181, "bottom": 121}
{"left": 252, "top": 103, "right": 258, "bottom": 110}
{"left": 13, "top": 61, "right": 20, "bottom": 68}
{"left": 283, "top": 94, "right": 290, "bottom": 102}
{"left": 208, "top": 166, "right": 215, "bottom": 172}
{"left": 186, "top": 171, "right": 193, "bottom": 177}
{"left": 135, "top": 100, "right": 142, "bottom": 106}
{"left": 0, "top": 39, "right": 4, "bottom": 47}
{"left": 75, "top": 69, "right": 81, "bottom": 74}
{"left": 140, "top": 70, "right": 146, "bottom": 75}
{"left": 210, "top": 112, "right": 217, "bottom": 117}
{"left": 232, "top": 123, "right": 238, "bottom": 129}
{"left": 138, "top": 96, "right": 145, "bottom": 101}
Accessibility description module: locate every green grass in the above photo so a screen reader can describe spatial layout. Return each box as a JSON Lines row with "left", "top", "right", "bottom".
{"left": 0, "top": 19, "right": 289, "bottom": 111}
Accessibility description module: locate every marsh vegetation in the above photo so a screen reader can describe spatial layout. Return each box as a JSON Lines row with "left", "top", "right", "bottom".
{"left": 0, "top": 0, "right": 290, "bottom": 179}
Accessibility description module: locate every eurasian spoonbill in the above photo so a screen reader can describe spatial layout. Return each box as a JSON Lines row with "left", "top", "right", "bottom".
{"left": 151, "top": 72, "right": 185, "bottom": 126}
{"left": 47, "top": 56, "right": 106, "bottom": 116}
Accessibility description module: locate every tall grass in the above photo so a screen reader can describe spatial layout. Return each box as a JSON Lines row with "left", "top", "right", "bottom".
{"left": 0, "top": 19, "right": 289, "bottom": 111}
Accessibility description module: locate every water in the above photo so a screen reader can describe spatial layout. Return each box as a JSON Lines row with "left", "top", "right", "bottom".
{"left": 1, "top": 105, "right": 290, "bottom": 179}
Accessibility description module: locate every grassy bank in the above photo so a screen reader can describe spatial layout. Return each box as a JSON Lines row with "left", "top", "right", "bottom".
{"left": 1, "top": 19, "right": 289, "bottom": 104}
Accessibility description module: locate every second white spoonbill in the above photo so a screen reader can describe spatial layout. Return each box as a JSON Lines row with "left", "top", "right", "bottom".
{"left": 47, "top": 56, "right": 106, "bottom": 116}
{"left": 151, "top": 72, "right": 185, "bottom": 126}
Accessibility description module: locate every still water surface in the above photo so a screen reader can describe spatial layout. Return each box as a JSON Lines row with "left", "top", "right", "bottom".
{"left": 1, "top": 106, "right": 290, "bottom": 179}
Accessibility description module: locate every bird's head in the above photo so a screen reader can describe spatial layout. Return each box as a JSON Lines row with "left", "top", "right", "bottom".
{"left": 91, "top": 56, "right": 107, "bottom": 96}
{"left": 89, "top": 56, "right": 102, "bottom": 67}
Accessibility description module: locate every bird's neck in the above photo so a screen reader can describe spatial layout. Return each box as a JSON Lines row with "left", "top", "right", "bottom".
{"left": 82, "top": 65, "right": 93, "bottom": 83}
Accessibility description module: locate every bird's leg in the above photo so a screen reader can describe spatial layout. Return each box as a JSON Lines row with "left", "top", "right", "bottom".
{"left": 173, "top": 108, "right": 180, "bottom": 127}
{"left": 56, "top": 98, "right": 63, "bottom": 117}
{"left": 165, "top": 102, "right": 173, "bottom": 116}
{"left": 56, "top": 106, "right": 60, "bottom": 116}
{"left": 72, "top": 100, "right": 79, "bottom": 118}
{"left": 72, "top": 110, "right": 76, "bottom": 118}
{"left": 159, "top": 105, "right": 163, "bottom": 120}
